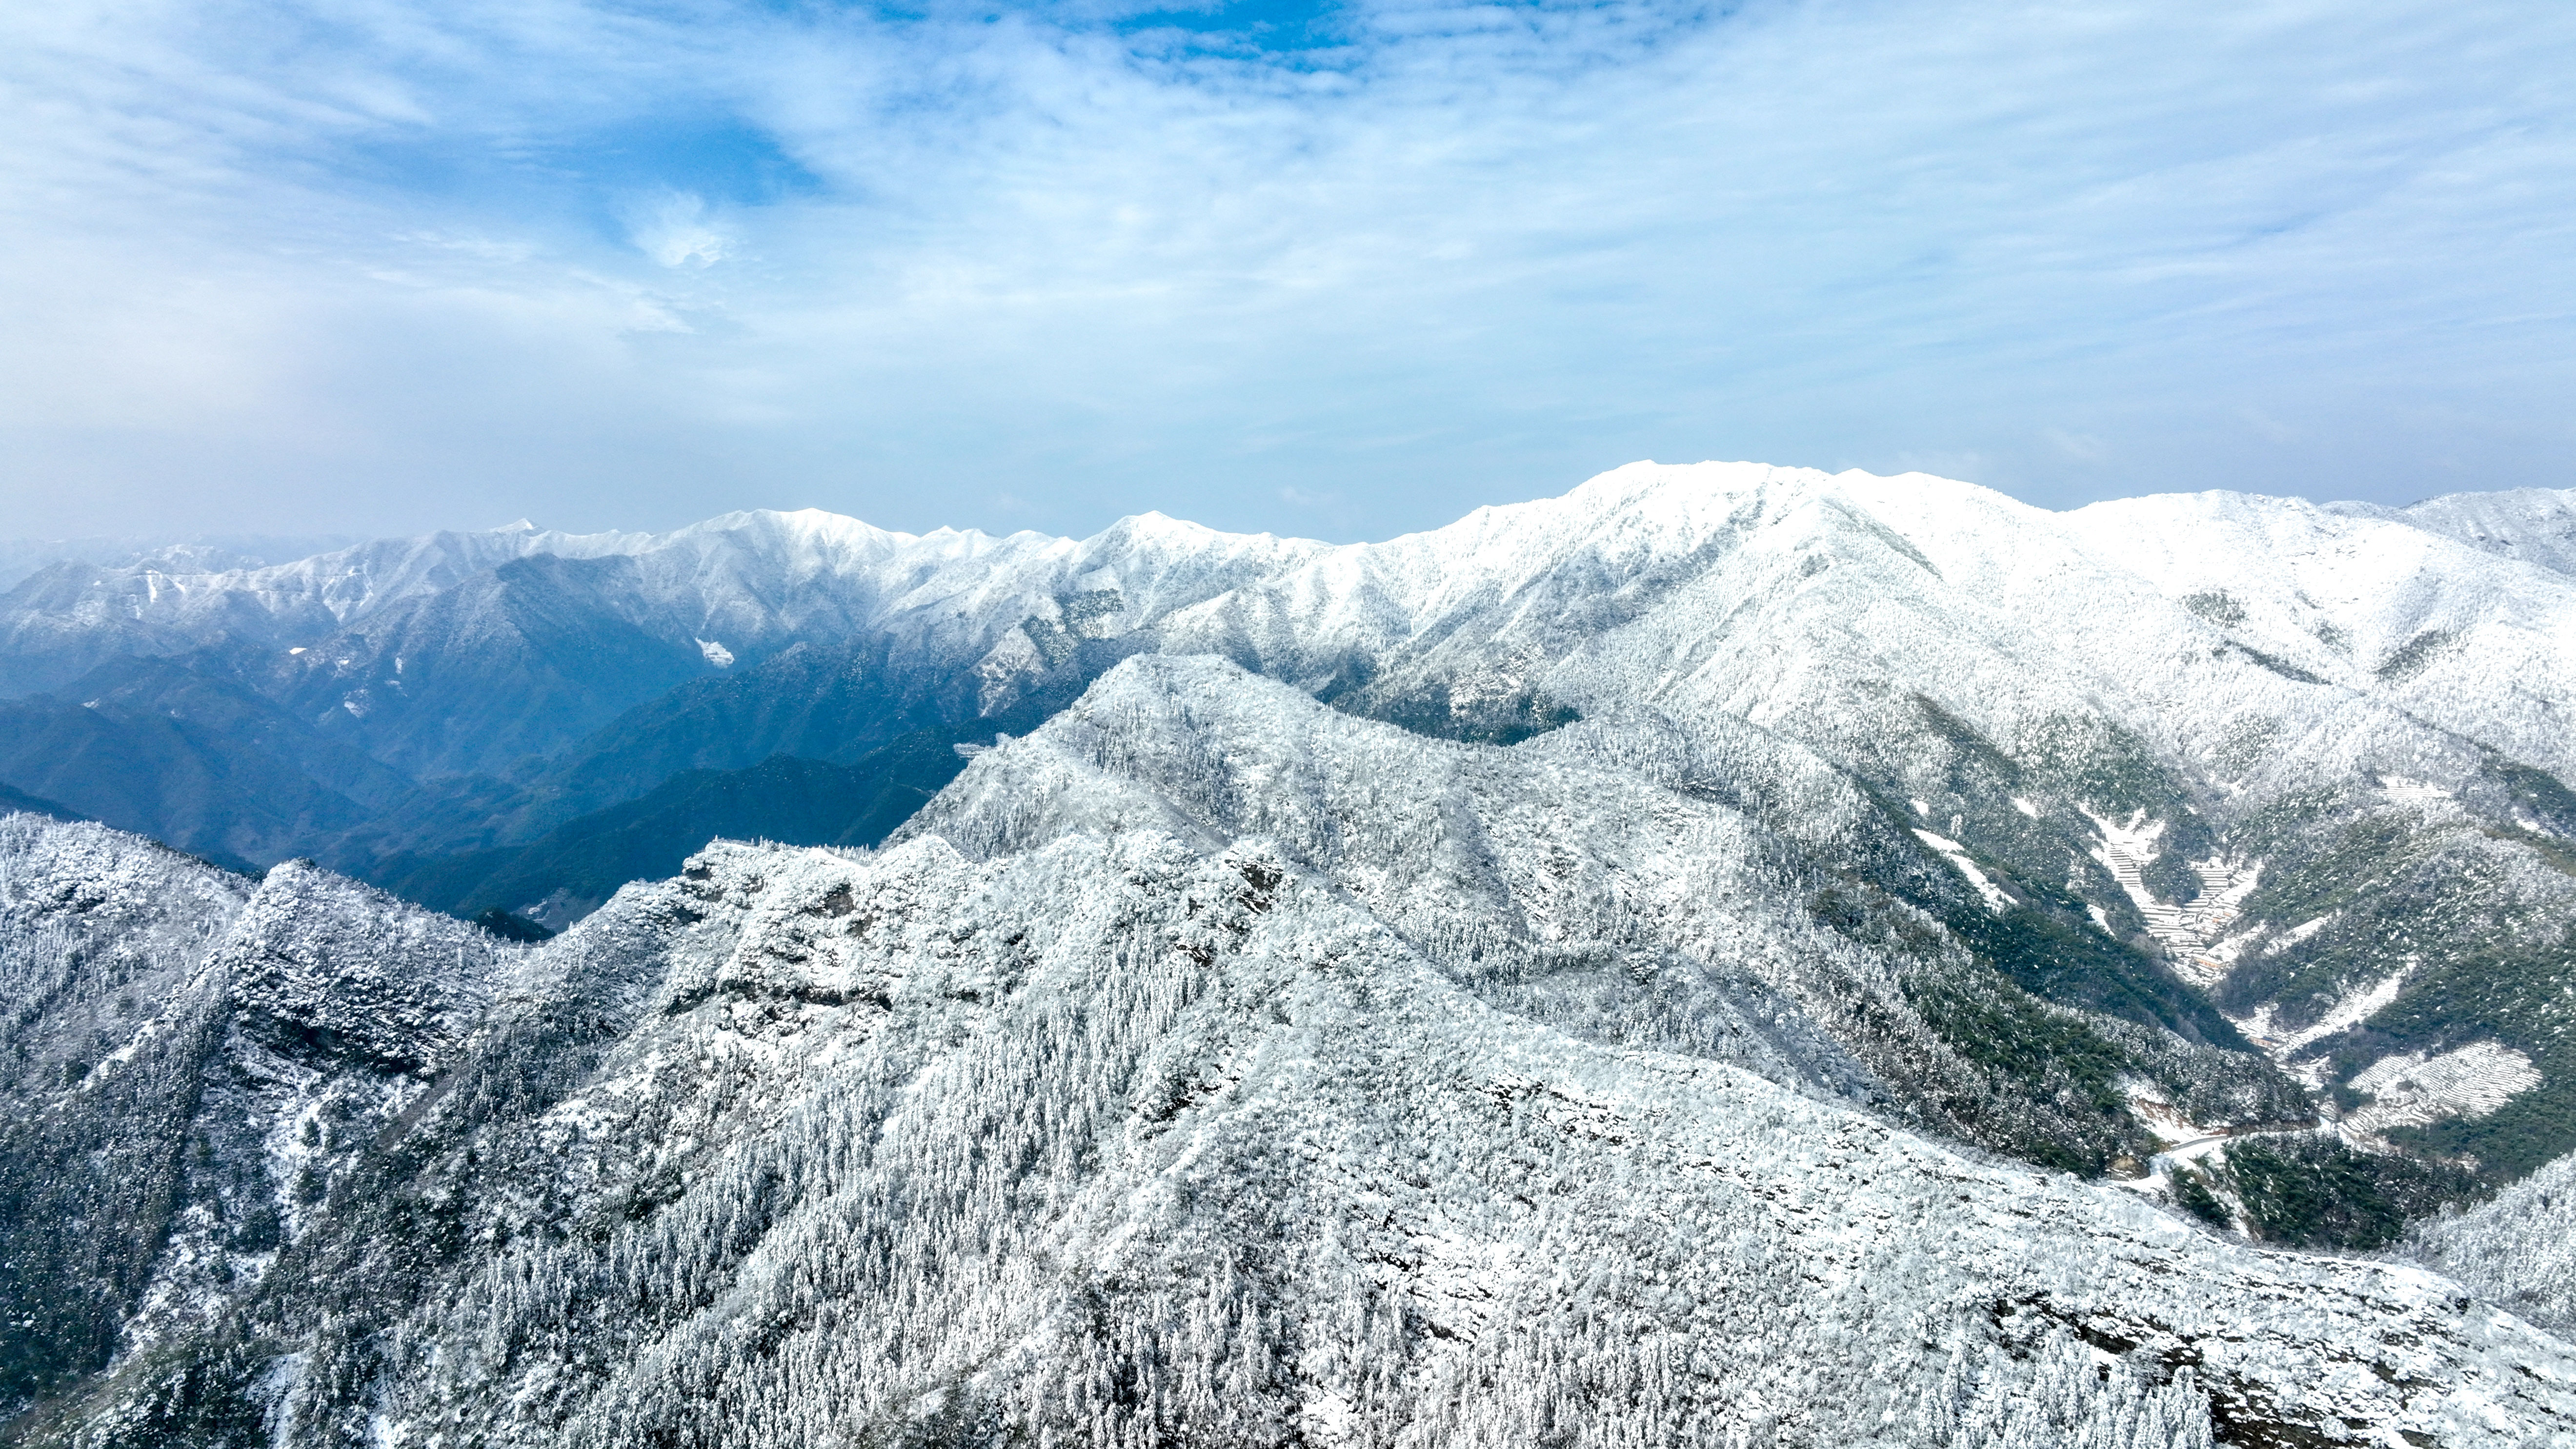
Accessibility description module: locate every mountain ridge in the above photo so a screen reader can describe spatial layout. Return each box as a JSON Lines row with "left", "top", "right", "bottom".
{"left": 6, "top": 805, "right": 2575, "bottom": 1446}
{"left": 4, "top": 460, "right": 2575, "bottom": 1247}
{"left": 9, "top": 450, "right": 2576, "bottom": 1440}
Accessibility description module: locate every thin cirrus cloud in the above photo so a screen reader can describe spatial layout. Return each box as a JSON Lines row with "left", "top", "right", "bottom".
{"left": 0, "top": 0, "right": 2569, "bottom": 545}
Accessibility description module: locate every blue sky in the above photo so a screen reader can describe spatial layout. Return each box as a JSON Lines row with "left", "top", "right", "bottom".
{"left": 1, "top": 0, "right": 2570, "bottom": 543}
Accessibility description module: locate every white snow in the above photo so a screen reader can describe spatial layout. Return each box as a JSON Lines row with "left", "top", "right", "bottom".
{"left": 2411, "top": 1146, "right": 2576, "bottom": 1334}
{"left": 1912, "top": 828, "right": 2010, "bottom": 911}
{"left": 2235, "top": 968, "right": 2412, "bottom": 1060}
{"left": 11, "top": 460, "right": 2576, "bottom": 1443}
{"left": 2375, "top": 486, "right": 2576, "bottom": 578}
{"left": 2342, "top": 1043, "right": 2544, "bottom": 1141}
{"left": 19, "top": 458, "right": 2576, "bottom": 812}
{"left": 2078, "top": 806, "right": 2260, "bottom": 979}
{"left": 2380, "top": 774, "right": 2455, "bottom": 804}
{"left": 2274, "top": 913, "right": 2334, "bottom": 953}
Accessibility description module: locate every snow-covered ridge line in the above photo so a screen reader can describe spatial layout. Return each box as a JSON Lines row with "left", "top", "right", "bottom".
{"left": 8, "top": 464, "right": 2576, "bottom": 1283}
{"left": 13, "top": 807, "right": 2576, "bottom": 1446}
{"left": 24, "top": 460, "right": 2568, "bottom": 651}
{"left": 14, "top": 461, "right": 2576, "bottom": 795}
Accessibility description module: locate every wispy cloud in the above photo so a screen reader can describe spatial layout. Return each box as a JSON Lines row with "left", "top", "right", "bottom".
{"left": 624, "top": 191, "right": 733, "bottom": 270}
{"left": 1, "top": 0, "right": 2570, "bottom": 541}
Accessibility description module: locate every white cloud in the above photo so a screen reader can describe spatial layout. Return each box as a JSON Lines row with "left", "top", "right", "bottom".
{"left": 624, "top": 192, "right": 734, "bottom": 270}
{"left": 2045, "top": 430, "right": 2112, "bottom": 464}
{"left": 0, "top": 0, "right": 2571, "bottom": 542}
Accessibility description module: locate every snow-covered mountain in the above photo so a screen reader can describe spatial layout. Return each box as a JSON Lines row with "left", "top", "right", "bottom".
{"left": 19, "top": 463, "right": 2571, "bottom": 791}
{"left": 0, "top": 535, "right": 362, "bottom": 593}
{"left": 2410, "top": 1146, "right": 2576, "bottom": 1340}
{"left": 901, "top": 656, "right": 2294, "bottom": 1172}
{"left": 6, "top": 461, "right": 2576, "bottom": 1443}
{"left": 0, "top": 817, "right": 519, "bottom": 1419}
{"left": 2334, "top": 487, "right": 2576, "bottom": 579}
{"left": 5, "top": 806, "right": 2573, "bottom": 1447}
{"left": 0, "top": 507, "right": 1317, "bottom": 772}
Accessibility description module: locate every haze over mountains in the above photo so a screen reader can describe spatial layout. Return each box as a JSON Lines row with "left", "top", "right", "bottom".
{"left": 5, "top": 461, "right": 2576, "bottom": 1445}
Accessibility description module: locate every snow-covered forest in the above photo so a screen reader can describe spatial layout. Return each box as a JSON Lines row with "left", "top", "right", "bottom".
{"left": 5, "top": 463, "right": 2576, "bottom": 1444}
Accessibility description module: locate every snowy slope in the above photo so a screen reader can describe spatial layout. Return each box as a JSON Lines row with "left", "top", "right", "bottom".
{"left": 0, "top": 816, "right": 524, "bottom": 1413}
{"left": 903, "top": 656, "right": 2294, "bottom": 1166}
{"left": 11, "top": 460, "right": 2574, "bottom": 816}
{"left": 10, "top": 806, "right": 2575, "bottom": 1448}
{"left": 2413, "top": 1147, "right": 2576, "bottom": 1336}
{"left": 2336, "top": 487, "right": 2576, "bottom": 578}
{"left": 15, "top": 464, "right": 2573, "bottom": 792}
{"left": 0, "top": 507, "right": 1316, "bottom": 694}
{"left": 0, "top": 505, "right": 1332, "bottom": 779}
{"left": 6, "top": 461, "right": 2576, "bottom": 1236}
{"left": 2056, "top": 488, "right": 2576, "bottom": 787}
{"left": 7, "top": 596, "right": 2576, "bottom": 1443}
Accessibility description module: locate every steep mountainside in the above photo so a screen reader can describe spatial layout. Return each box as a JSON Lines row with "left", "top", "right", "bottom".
{"left": 2411, "top": 1147, "right": 2576, "bottom": 1336}
{"left": 2334, "top": 487, "right": 2576, "bottom": 578}
{"left": 4, "top": 809, "right": 2572, "bottom": 1448}
{"left": 4, "top": 462, "right": 2575, "bottom": 1241}
{"left": 904, "top": 657, "right": 2294, "bottom": 1173}
{"left": 0, "top": 657, "right": 414, "bottom": 870}
{"left": 369, "top": 726, "right": 984, "bottom": 928}
{"left": 0, "top": 818, "right": 517, "bottom": 1419}
{"left": 8, "top": 446, "right": 2576, "bottom": 1441}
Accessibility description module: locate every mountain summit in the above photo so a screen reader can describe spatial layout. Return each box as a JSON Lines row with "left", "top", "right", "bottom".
{"left": 5, "top": 463, "right": 2576, "bottom": 1444}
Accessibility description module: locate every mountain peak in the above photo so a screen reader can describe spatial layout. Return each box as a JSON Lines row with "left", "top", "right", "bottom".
{"left": 10, "top": 466, "right": 2576, "bottom": 1446}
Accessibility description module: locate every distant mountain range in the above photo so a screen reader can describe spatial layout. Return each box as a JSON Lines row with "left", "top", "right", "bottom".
{"left": 4, "top": 462, "right": 2576, "bottom": 1445}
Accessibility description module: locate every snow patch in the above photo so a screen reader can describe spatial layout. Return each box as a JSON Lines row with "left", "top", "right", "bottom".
{"left": 2341, "top": 1043, "right": 2542, "bottom": 1141}
{"left": 2379, "top": 774, "right": 2454, "bottom": 804}
{"left": 2265, "top": 913, "right": 2335, "bottom": 957}
{"left": 2121, "top": 1080, "right": 2211, "bottom": 1150}
{"left": 2235, "top": 966, "right": 2411, "bottom": 1061}
{"left": 2078, "top": 807, "right": 2259, "bottom": 978}
{"left": 975, "top": 627, "right": 1048, "bottom": 712}
{"left": 2203, "top": 924, "right": 2268, "bottom": 971}
{"left": 2204, "top": 914, "right": 2334, "bottom": 986}
{"left": 1912, "top": 828, "right": 2009, "bottom": 912}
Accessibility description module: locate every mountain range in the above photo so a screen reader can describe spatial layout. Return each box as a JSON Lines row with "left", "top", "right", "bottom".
{"left": 5, "top": 461, "right": 2576, "bottom": 1445}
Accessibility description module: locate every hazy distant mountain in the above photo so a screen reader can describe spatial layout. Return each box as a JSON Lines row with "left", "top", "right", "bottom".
{"left": 0, "top": 654, "right": 414, "bottom": 870}
{"left": 5, "top": 463, "right": 2576, "bottom": 1444}
{"left": 0, "top": 534, "right": 361, "bottom": 592}
{"left": 2331, "top": 486, "right": 2576, "bottom": 578}
{"left": 367, "top": 725, "right": 984, "bottom": 928}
